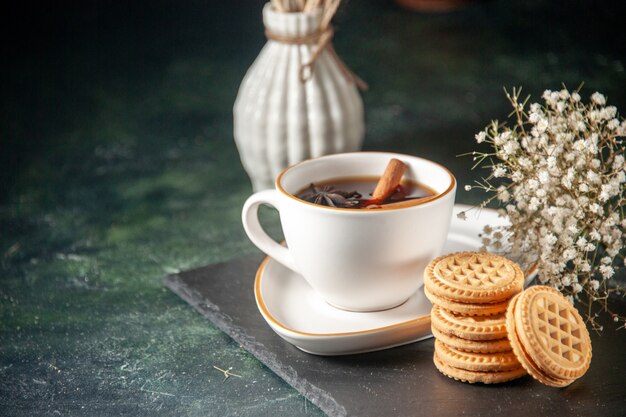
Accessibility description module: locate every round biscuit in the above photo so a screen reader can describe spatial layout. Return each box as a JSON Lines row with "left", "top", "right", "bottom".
{"left": 431, "top": 325, "right": 512, "bottom": 353}
{"left": 431, "top": 304, "right": 508, "bottom": 340}
{"left": 435, "top": 339, "right": 521, "bottom": 372}
{"left": 514, "top": 286, "right": 592, "bottom": 382}
{"left": 424, "top": 252, "right": 524, "bottom": 303}
{"left": 505, "top": 292, "right": 573, "bottom": 387}
{"left": 424, "top": 286, "right": 510, "bottom": 316}
{"left": 433, "top": 352, "right": 527, "bottom": 384}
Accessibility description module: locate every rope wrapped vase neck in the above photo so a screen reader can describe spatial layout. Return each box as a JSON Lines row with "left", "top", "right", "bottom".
{"left": 264, "top": 23, "right": 368, "bottom": 91}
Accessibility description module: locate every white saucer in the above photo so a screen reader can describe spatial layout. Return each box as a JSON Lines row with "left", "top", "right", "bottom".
{"left": 254, "top": 204, "right": 537, "bottom": 356}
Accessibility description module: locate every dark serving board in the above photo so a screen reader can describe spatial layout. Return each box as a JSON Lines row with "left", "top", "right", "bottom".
{"left": 164, "top": 255, "right": 626, "bottom": 417}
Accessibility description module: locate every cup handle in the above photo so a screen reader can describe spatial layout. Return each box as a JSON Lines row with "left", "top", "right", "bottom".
{"left": 242, "top": 189, "right": 299, "bottom": 273}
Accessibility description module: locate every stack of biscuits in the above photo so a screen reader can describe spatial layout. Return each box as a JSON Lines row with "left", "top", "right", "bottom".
{"left": 424, "top": 252, "right": 527, "bottom": 384}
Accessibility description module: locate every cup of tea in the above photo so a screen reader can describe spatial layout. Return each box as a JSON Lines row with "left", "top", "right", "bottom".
{"left": 242, "top": 152, "right": 456, "bottom": 312}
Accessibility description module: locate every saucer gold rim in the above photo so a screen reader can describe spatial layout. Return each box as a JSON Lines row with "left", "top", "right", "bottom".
{"left": 254, "top": 256, "right": 432, "bottom": 338}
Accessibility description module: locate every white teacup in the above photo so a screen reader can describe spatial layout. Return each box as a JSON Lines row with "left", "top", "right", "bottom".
{"left": 242, "top": 152, "right": 456, "bottom": 312}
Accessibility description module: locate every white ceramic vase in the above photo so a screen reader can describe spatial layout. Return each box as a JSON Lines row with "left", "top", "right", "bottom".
{"left": 233, "top": 3, "right": 365, "bottom": 191}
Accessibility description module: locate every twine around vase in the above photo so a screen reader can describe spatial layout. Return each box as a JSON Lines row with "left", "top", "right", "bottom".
{"left": 264, "top": 25, "right": 368, "bottom": 91}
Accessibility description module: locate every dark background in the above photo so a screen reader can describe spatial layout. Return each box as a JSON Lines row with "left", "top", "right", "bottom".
{"left": 1, "top": 1, "right": 625, "bottom": 415}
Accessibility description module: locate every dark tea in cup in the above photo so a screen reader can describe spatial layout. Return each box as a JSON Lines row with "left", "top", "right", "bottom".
{"left": 295, "top": 177, "right": 436, "bottom": 209}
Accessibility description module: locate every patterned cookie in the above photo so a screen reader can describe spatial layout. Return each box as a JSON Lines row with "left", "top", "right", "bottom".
{"left": 430, "top": 304, "right": 508, "bottom": 341}
{"left": 425, "top": 252, "right": 524, "bottom": 304}
{"left": 433, "top": 352, "right": 527, "bottom": 385}
{"left": 508, "top": 285, "right": 592, "bottom": 385}
{"left": 425, "top": 286, "right": 510, "bottom": 316}
{"left": 434, "top": 340, "right": 521, "bottom": 372}
{"left": 431, "top": 326, "right": 512, "bottom": 353}
{"left": 505, "top": 293, "right": 571, "bottom": 387}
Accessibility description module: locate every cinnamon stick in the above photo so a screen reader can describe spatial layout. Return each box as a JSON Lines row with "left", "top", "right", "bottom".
{"left": 370, "top": 158, "right": 407, "bottom": 203}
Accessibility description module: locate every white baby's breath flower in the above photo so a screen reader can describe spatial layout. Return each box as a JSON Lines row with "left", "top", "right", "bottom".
{"left": 530, "top": 103, "right": 541, "bottom": 113}
{"left": 586, "top": 170, "right": 600, "bottom": 184}
{"left": 608, "top": 119, "right": 620, "bottom": 130}
{"left": 573, "top": 140, "right": 586, "bottom": 152}
{"left": 529, "top": 197, "right": 541, "bottom": 211}
{"left": 591, "top": 92, "right": 606, "bottom": 105}
{"left": 577, "top": 196, "right": 589, "bottom": 208}
{"left": 539, "top": 170, "right": 551, "bottom": 184}
{"left": 562, "top": 248, "right": 577, "bottom": 261}
{"left": 492, "top": 165, "right": 506, "bottom": 178}
{"left": 518, "top": 157, "right": 532, "bottom": 169}
{"left": 607, "top": 247, "right": 620, "bottom": 258}
{"left": 602, "top": 106, "right": 617, "bottom": 119}
{"left": 564, "top": 152, "right": 576, "bottom": 162}
{"left": 527, "top": 179, "right": 539, "bottom": 190}
{"left": 580, "top": 261, "right": 592, "bottom": 272}
{"left": 561, "top": 177, "right": 572, "bottom": 189}
{"left": 497, "top": 186, "right": 510, "bottom": 202}
{"left": 589, "top": 203, "right": 603, "bottom": 215}
{"left": 549, "top": 91, "right": 560, "bottom": 106}
{"left": 599, "top": 265, "right": 615, "bottom": 279}
{"left": 541, "top": 233, "right": 558, "bottom": 248}
{"left": 503, "top": 141, "right": 519, "bottom": 155}
{"left": 469, "top": 86, "right": 625, "bottom": 331}
{"left": 599, "top": 184, "right": 614, "bottom": 202}
{"left": 585, "top": 138, "right": 599, "bottom": 154}
{"left": 536, "top": 119, "right": 549, "bottom": 133}
{"left": 589, "top": 230, "right": 601, "bottom": 241}
{"left": 529, "top": 112, "right": 541, "bottom": 124}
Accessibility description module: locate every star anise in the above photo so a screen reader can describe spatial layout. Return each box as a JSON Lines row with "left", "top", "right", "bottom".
{"left": 298, "top": 184, "right": 362, "bottom": 208}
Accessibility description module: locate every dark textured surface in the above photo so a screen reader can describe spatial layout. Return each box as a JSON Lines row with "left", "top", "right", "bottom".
{"left": 2, "top": 0, "right": 626, "bottom": 415}
{"left": 165, "top": 256, "right": 626, "bottom": 417}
